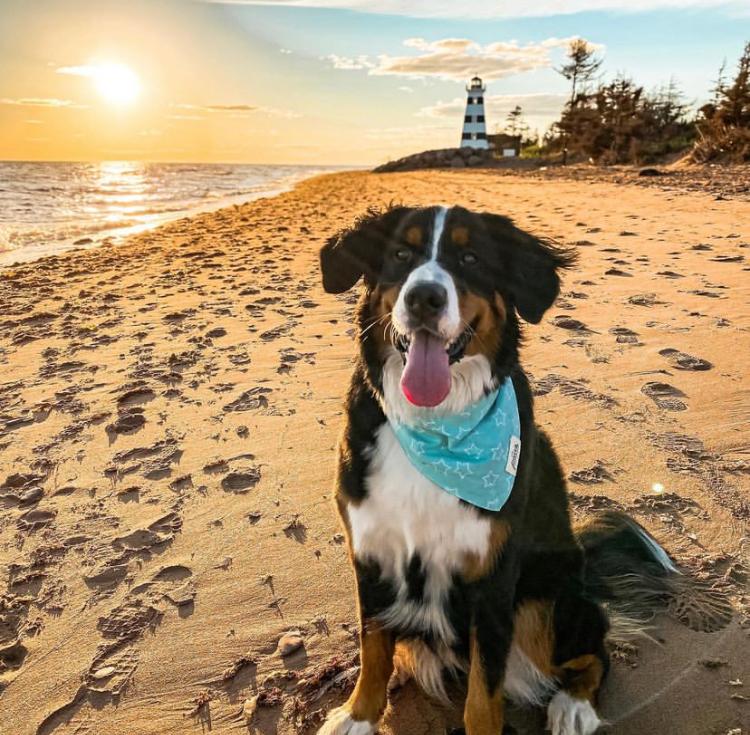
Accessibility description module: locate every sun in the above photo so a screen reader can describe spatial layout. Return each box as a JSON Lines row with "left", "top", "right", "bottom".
{"left": 92, "top": 63, "right": 141, "bottom": 106}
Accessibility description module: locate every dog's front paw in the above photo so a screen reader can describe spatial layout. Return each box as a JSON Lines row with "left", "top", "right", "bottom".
{"left": 317, "top": 706, "right": 376, "bottom": 735}
{"left": 546, "top": 691, "right": 602, "bottom": 735}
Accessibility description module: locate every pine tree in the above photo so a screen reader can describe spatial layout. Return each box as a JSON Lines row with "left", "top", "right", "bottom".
{"left": 556, "top": 39, "right": 603, "bottom": 163}
{"left": 721, "top": 41, "right": 750, "bottom": 127}
{"left": 695, "top": 42, "right": 750, "bottom": 161}
{"left": 505, "top": 106, "right": 526, "bottom": 137}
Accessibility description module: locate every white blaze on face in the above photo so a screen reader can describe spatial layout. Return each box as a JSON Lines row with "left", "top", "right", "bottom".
{"left": 392, "top": 206, "right": 461, "bottom": 341}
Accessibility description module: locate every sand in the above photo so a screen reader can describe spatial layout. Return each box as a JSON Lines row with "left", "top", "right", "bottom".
{"left": 0, "top": 169, "right": 748, "bottom": 735}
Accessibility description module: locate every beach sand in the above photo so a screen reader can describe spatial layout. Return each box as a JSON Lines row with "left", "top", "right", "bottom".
{"left": 1, "top": 170, "right": 748, "bottom": 735}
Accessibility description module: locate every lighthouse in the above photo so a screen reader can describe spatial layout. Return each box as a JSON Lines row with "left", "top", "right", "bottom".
{"left": 460, "top": 76, "right": 488, "bottom": 149}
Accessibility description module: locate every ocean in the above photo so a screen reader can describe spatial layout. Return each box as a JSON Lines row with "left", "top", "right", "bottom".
{"left": 0, "top": 160, "right": 345, "bottom": 265}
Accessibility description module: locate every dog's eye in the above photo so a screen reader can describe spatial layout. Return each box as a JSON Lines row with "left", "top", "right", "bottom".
{"left": 461, "top": 251, "right": 478, "bottom": 266}
{"left": 394, "top": 248, "right": 412, "bottom": 262}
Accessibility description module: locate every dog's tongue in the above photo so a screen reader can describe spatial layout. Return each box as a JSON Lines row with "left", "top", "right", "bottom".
{"left": 400, "top": 331, "right": 450, "bottom": 407}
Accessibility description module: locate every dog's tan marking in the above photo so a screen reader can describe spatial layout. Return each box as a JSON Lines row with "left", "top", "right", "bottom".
{"left": 461, "top": 520, "right": 509, "bottom": 581}
{"left": 367, "top": 284, "right": 399, "bottom": 359}
{"left": 464, "top": 628, "right": 504, "bottom": 735}
{"left": 513, "top": 600, "right": 555, "bottom": 677}
{"left": 451, "top": 226, "right": 470, "bottom": 246}
{"left": 405, "top": 225, "right": 423, "bottom": 246}
{"left": 459, "top": 292, "right": 505, "bottom": 360}
{"left": 554, "top": 653, "right": 605, "bottom": 704}
{"left": 345, "top": 621, "right": 395, "bottom": 723}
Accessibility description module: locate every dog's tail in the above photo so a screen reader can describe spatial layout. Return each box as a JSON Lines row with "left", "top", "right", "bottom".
{"left": 577, "top": 511, "right": 732, "bottom": 641}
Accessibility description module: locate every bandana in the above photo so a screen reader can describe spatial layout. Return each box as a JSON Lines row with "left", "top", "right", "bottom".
{"left": 388, "top": 378, "right": 521, "bottom": 512}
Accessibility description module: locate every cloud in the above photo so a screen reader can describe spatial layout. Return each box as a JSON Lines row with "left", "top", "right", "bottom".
{"left": 200, "top": 0, "right": 744, "bottom": 19}
{"left": 56, "top": 65, "right": 98, "bottom": 77}
{"left": 325, "top": 54, "right": 375, "bottom": 70}
{"left": 0, "top": 97, "right": 76, "bottom": 107}
{"left": 341, "top": 36, "right": 599, "bottom": 82}
{"left": 173, "top": 102, "right": 301, "bottom": 118}
{"left": 206, "top": 104, "right": 260, "bottom": 111}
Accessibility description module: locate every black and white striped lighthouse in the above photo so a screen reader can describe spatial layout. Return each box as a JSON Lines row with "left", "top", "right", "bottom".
{"left": 460, "top": 76, "right": 488, "bottom": 149}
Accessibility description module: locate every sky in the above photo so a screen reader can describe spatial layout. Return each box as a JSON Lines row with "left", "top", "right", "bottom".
{"left": 0, "top": 0, "right": 746, "bottom": 165}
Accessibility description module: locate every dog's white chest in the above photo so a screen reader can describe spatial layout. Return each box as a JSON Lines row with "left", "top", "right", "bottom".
{"left": 347, "top": 423, "right": 491, "bottom": 637}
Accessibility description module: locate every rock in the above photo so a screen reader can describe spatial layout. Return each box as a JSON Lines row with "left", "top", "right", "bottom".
{"left": 638, "top": 167, "right": 665, "bottom": 177}
{"left": 450, "top": 157, "right": 466, "bottom": 168}
{"left": 17, "top": 486, "right": 44, "bottom": 506}
{"left": 91, "top": 666, "right": 116, "bottom": 679}
{"left": 277, "top": 630, "right": 304, "bottom": 656}
{"left": 372, "top": 147, "right": 493, "bottom": 173}
{"left": 73, "top": 237, "right": 94, "bottom": 245}
{"left": 164, "top": 582, "right": 196, "bottom": 607}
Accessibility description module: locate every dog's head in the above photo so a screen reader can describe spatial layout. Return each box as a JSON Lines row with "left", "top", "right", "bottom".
{"left": 320, "top": 205, "right": 574, "bottom": 409}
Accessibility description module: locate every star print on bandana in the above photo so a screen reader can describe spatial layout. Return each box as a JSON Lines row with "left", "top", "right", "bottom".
{"left": 389, "top": 378, "right": 521, "bottom": 512}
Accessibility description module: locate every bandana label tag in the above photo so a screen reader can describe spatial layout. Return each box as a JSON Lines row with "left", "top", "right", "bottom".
{"left": 506, "top": 435, "right": 521, "bottom": 477}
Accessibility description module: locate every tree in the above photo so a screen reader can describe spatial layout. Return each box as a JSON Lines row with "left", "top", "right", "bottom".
{"left": 556, "top": 39, "right": 603, "bottom": 163}
{"left": 504, "top": 105, "right": 527, "bottom": 137}
{"left": 543, "top": 74, "right": 693, "bottom": 164}
{"left": 695, "top": 41, "right": 750, "bottom": 161}
{"left": 721, "top": 41, "right": 750, "bottom": 127}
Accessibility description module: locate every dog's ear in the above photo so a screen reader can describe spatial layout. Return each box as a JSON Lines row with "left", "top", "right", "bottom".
{"left": 320, "top": 206, "right": 410, "bottom": 294}
{"left": 480, "top": 213, "right": 576, "bottom": 324}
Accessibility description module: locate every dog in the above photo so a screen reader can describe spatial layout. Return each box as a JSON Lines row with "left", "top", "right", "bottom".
{"left": 316, "top": 205, "right": 681, "bottom": 735}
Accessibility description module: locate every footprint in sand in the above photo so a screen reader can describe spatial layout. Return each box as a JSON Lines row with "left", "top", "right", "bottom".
{"left": 0, "top": 640, "right": 28, "bottom": 672}
{"left": 551, "top": 315, "right": 591, "bottom": 332}
{"left": 569, "top": 461, "right": 614, "bottom": 485}
{"left": 604, "top": 267, "right": 632, "bottom": 277}
{"left": 641, "top": 381, "right": 687, "bottom": 411}
{"left": 106, "top": 407, "right": 146, "bottom": 438}
{"left": 223, "top": 387, "right": 272, "bottom": 412}
{"left": 109, "top": 437, "right": 183, "bottom": 481}
{"left": 118, "top": 387, "right": 155, "bottom": 407}
{"left": 627, "top": 293, "right": 667, "bottom": 307}
{"left": 659, "top": 348, "right": 713, "bottom": 371}
{"left": 609, "top": 327, "right": 640, "bottom": 345}
{"left": 710, "top": 254, "right": 744, "bottom": 263}
{"left": 221, "top": 470, "right": 261, "bottom": 494}
{"left": 82, "top": 564, "right": 196, "bottom": 697}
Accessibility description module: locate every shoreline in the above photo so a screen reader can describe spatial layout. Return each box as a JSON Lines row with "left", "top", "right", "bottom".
{"left": 1, "top": 169, "right": 747, "bottom": 734}
{"left": 0, "top": 165, "right": 354, "bottom": 268}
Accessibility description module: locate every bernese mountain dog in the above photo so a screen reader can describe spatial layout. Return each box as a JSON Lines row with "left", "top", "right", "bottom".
{"left": 316, "top": 205, "right": 681, "bottom": 735}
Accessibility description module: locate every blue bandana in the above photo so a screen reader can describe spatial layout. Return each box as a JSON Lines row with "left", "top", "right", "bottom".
{"left": 389, "top": 378, "right": 521, "bottom": 512}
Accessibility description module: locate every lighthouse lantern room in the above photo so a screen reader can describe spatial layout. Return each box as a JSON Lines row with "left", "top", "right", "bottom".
{"left": 461, "top": 76, "right": 488, "bottom": 149}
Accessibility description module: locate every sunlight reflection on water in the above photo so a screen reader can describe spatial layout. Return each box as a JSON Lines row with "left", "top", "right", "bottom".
{"left": 0, "top": 160, "right": 346, "bottom": 265}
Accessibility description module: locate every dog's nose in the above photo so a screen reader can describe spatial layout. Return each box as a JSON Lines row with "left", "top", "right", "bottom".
{"left": 405, "top": 282, "right": 447, "bottom": 321}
